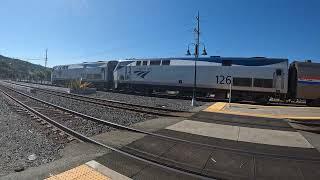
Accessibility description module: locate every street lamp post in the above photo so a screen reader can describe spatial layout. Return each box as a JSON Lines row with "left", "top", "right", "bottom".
{"left": 186, "top": 12, "right": 207, "bottom": 106}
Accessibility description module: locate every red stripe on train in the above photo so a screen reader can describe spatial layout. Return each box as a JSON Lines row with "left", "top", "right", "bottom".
{"left": 299, "top": 76, "right": 320, "bottom": 80}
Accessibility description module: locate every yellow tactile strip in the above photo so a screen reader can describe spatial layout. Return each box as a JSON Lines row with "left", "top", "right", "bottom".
{"left": 203, "top": 102, "right": 320, "bottom": 121}
{"left": 203, "top": 102, "right": 227, "bottom": 112}
{"left": 45, "top": 164, "right": 111, "bottom": 180}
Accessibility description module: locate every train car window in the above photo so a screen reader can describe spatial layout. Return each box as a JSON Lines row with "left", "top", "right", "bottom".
{"left": 222, "top": 60, "right": 232, "bottom": 66}
{"left": 253, "top": 78, "right": 273, "bottom": 88}
{"left": 233, "top": 77, "right": 252, "bottom": 87}
{"left": 276, "top": 69, "right": 282, "bottom": 76}
{"left": 94, "top": 74, "right": 102, "bottom": 79}
{"left": 143, "top": 61, "right": 148, "bottom": 65}
{"left": 86, "top": 74, "right": 92, "bottom": 79}
{"left": 87, "top": 74, "right": 102, "bottom": 79}
{"left": 162, "top": 60, "right": 170, "bottom": 65}
{"left": 150, "top": 60, "right": 161, "bottom": 65}
{"left": 136, "top": 61, "right": 141, "bottom": 66}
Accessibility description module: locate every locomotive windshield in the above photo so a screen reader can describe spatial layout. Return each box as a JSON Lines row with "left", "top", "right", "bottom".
{"left": 115, "top": 61, "right": 134, "bottom": 70}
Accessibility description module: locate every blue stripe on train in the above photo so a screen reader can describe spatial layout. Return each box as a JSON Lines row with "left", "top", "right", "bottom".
{"left": 180, "top": 57, "right": 287, "bottom": 66}
{"left": 298, "top": 81, "right": 320, "bottom": 85}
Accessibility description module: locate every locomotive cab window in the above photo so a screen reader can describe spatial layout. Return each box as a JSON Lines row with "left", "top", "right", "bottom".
{"left": 276, "top": 69, "right": 282, "bottom": 76}
{"left": 162, "top": 60, "right": 170, "bottom": 65}
{"left": 150, "top": 60, "right": 161, "bottom": 65}
{"left": 142, "top": 61, "right": 148, "bottom": 65}
{"left": 253, "top": 78, "right": 273, "bottom": 88}
{"left": 222, "top": 60, "right": 232, "bottom": 66}
{"left": 233, "top": 77, "right": 252, "bottom": 87}
{"left": 136, "top": 61, "right": 141, "bottom": 66}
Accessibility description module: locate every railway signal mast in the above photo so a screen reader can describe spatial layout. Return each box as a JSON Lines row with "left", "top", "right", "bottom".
{"left": 186, "top": 11, "right": 207, "bottom": 106}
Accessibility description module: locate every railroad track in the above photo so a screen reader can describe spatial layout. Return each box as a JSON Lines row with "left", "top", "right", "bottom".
{"left": 5, "top": 81, "right": 192, "bottom": 117}
{"left": 1, "top": 84, "right": 320, "bottom": 179}
{"left": 0, "top": 84, "right": 214, "bottom": 179}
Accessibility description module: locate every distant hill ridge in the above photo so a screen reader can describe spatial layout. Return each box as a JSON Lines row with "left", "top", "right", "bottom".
{"left": 0, "top": 55, "right": 51, "bottom": 81}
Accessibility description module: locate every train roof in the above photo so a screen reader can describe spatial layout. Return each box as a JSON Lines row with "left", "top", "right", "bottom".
{"left": 291, "top": 60, "right": 320, "bottom": 67}
{"left": 53, "top": 56, "right": 288, "bottom": 68}
{"left": 53, "top": 60, "right": 117, "bottom": 68}
{"left": 125, "top": 56, "right": 288, "bottom": 66}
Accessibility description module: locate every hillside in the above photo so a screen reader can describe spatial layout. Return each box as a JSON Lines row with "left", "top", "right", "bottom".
{"left": 0, "top": 55, "right": 51, "bottom": 81}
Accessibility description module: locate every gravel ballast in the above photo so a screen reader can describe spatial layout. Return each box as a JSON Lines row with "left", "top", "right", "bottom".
{"left": 91, "top": 91, "right": 205, "bottom": 111}
{"left": 3, "top": 81, "right": 157, "bottom": 137}
{"left": 27, "top": 91, "right": 156, "bottom": 133}
{"left": 0, "top": 95, "right": 64, "bottom": 177}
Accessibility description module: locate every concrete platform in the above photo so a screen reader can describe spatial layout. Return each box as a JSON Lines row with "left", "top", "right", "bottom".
{"left": 204, "top": 102, "right": 320, "bottom": 121}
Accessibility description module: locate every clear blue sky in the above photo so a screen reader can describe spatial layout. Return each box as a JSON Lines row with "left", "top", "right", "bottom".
{"left": 0, "top": 0, "right": 319, "bottom": 67}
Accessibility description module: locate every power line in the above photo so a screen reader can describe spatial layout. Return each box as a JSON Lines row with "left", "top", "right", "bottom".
{"left": 9, "top": 57, "right": 43, "bottom": 61}
{"left": 8, "top": 49, "right": 48, "bottom": 67}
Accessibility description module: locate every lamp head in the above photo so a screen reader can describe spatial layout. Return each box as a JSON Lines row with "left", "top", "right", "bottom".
{"left": 186, "top": 49, "right": 191, "bottom": 56}
{"left": 202, "top": 47, "right": 207, "bottom": 56}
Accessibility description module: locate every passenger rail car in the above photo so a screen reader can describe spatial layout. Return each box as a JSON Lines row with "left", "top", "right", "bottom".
{"left": 114, "top": 57, "right": 288, "bottom": 101}
{"left": 288, "top": 61, "right": 320, "bottom": 106}
{"left": 52, "top": 61, "right": 117, "bottom": 89}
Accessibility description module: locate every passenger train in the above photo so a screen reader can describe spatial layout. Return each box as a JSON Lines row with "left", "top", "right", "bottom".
{"left": 51, "top": 56, "right": 320, "bottom": 106}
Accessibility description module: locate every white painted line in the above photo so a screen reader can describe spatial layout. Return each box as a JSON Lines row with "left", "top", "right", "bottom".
{"left": 238, "top": 127, "right": 314, "bottom": 148}
{"left": 166, "top": 120, "right": 314, "bottom": 148}
{"left": 166, "top": 120, "right": 239, "bottom": 141}
{"left": 86, "top": 160, "right": 132, "bottom": 180}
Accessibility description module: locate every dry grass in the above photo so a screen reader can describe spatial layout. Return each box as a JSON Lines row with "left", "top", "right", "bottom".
{"left": 68, "top": 80, "right": 91, "bottom": 90}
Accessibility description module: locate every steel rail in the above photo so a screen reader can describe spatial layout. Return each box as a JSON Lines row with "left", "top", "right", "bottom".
{"left": 1, "top": 84, "right": 320, "bottom": 161}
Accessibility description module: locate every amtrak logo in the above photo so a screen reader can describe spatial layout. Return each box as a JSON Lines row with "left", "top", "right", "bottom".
{"left": 134, "top": 70, "right": 150, "bottom": 78}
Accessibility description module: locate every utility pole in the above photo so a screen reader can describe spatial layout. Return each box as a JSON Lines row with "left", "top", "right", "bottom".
{"left": 45, "top": 49, "right": 48, "bottom": 68}
{"left": 44, "top": 49, "right": 48, "bottom": 83}
{"left": 186, "top": 11, "right": 207, "bottom": 106}
{"left": 191, "top": 11, "right": 200, "bottom": 106}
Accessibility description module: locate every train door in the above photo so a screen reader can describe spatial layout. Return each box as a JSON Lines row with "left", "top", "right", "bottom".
{"left": 124, "top": 66, "right": 128, "bottom": 80}
{"left": 105, "top": 61, "right": 118, "bottom": 89}
{"left": 274, "top": 69, "right": 283, "bottom": 93}
{"left": 127, "top": 65, "right": 131, "bottom": 80}
{"left": 102, "top": 68, "right": 106, "bottom": 80}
